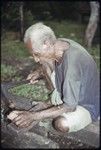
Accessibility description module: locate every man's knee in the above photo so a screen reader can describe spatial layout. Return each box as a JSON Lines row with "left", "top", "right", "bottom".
{"left": 52, "top": 116, "right": 69, "bottom": 132}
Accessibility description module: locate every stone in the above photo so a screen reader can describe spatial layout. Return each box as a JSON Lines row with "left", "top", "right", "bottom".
{"left": 67, "top": 121, "right": 100, "bottom": 148}
{"left": 21, "top": 132, "right": 59, "bottom": 148}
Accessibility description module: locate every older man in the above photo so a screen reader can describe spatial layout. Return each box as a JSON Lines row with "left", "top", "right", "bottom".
{"left": 7, "top": 22, "right": 99, "bottom": 133}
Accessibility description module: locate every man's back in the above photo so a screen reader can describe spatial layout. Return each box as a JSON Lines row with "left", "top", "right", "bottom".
{"left": 55, "top": 38, "right": 100, "bottom": 121}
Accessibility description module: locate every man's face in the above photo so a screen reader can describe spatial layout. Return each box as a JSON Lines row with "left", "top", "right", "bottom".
{"left": 25, "top": 40, "right": 55, "bottom": 64}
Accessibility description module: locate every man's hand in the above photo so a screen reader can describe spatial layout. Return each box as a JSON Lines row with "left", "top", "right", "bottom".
{"left": 26, "top": 71, "right": 39, "bottom": 84}
{"left": 7, "top": 110, "right": 37, "bottom": 128}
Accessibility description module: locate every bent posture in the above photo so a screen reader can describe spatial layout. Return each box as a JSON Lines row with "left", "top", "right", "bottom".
{"left": 7, "top": 23, "right": 99, "bottom": 133}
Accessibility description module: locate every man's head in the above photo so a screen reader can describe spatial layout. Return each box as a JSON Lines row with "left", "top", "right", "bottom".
{"left": 24, "top": 22, "right": 57, "bottom": 63}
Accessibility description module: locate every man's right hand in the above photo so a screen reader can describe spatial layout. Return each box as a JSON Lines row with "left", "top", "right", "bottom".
{"left": 26, "top": 71, "right": 39, "bottom": 84}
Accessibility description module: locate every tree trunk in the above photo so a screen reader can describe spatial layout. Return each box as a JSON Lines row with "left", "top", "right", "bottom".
{"left": 85, "top": 2, "right": 99, "bottom": 48}
{"left": 19, "top": 2, "right": 24, "bottom": 41}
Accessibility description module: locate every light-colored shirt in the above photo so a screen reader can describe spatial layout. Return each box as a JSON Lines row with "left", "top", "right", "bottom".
{"left": 55, "top": 38, "right": 100, "bottom": 121}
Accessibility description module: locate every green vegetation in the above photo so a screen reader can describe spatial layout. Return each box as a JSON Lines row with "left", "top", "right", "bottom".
{"left": 9, "top": 80, "right": 50, "bottom": 101}
{"left": 1, "top": 38, "right": 30, "bottom": 60}
{"left": 45, "top": 20, "right": 86, "bottom": 44}
{"left": 1, "top": 64, "right": 22, "bottom": 81}
{"left": 1, "top": 64, "right": 16, "bottom": 77}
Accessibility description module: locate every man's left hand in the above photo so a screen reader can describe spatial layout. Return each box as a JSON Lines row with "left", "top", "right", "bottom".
{"left": 7, "top": 110, "right": 36, "bottom": 128}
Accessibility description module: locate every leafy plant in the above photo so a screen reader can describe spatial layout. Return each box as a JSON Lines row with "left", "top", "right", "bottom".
{"left": 1, "top": 39, "right": 30, "bottom": 59}
{"left": 1, "top": 64, "right": 17, "bottom": 81}
{"left": 9, "top": 80, "right": 50, "bottom": 101}
{"left": 1, "top": 64, "right": 22, "bottom": 81}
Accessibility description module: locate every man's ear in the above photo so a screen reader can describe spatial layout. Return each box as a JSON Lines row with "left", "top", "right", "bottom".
{"left": 55, "top": 41, "right": 70, "bottom": 50}
{"left": 42, "top": 40, "right": 50, "bottom": 50}
{"left": 62, "top": 41, "right": 70, "bottom": 50}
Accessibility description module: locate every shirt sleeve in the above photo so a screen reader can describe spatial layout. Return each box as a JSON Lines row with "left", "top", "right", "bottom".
{"left": 63, "top": 61, "right": 81, "bottom": 108}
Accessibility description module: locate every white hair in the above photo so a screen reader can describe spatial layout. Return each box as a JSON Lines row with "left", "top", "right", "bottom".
{"left": 24, "top": 22, "right": 56, "bottom": 52}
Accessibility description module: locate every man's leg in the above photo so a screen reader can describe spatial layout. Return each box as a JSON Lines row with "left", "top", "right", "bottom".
{"left": 52, "top": 105, "right": 92, "bottom": 133}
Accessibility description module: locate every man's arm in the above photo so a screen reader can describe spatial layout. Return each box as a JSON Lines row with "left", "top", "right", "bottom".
{"left": 7, "top": 103, "right": 76, "bottom": 128}
{"left": 33, "top": 103, "right": 76, "bottom": 120}
{"left": 27, "top": 64, "right": 54, "bottom": 91}
{"left": 26, "top": 66, "right": 43, "bottom": 82}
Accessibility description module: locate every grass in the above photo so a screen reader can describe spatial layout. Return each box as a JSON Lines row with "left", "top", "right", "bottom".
{"left": 1, "top": 64, "right": 16, "bottom": 79}
{"left": 9, "top": 80, "right": 50, "bottom": 101}
{"left": 45, "top": 20, "right": 86, "bottom": 44}
{"left": 1, "top": 39, "right": 30, "bottom": 60}
{"left": 1, "top": 64, "right": 23, "bottom": 82}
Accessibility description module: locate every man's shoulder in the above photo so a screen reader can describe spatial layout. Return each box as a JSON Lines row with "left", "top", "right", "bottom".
{"left": 58, "top": 38, "right": 79, "bottom": 45}
{"left": 59, "top": 38, "right": 92, "bottom": 59}
{"left": 58, "top": 38, "right": 87, "bottom": 52}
